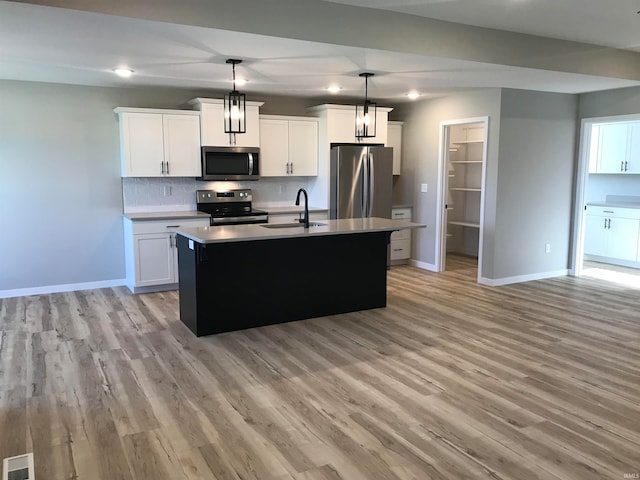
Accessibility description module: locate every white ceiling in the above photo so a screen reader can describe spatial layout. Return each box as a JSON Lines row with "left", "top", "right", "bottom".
{"left": 1, "top": 0, "right": 639, "bottom": 102}
{"left": 323, "top": 0, "right": 640, "bottom": 51}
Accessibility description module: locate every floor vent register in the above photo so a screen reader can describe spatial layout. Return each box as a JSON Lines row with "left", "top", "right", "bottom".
{"left": 2, "top": 453, "right": 34, "bottom": 480}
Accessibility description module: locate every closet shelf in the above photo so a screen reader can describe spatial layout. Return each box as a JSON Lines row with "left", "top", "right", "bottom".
{"left": 450, "top": 161, "right": 482, "bottom": 164}
{"left": 450, "top": 140, "right": 484, "bottom": 144}
{"left": 448, "top": 221, "right": 480, "bottom": 228}
{"left": 450, "top": 187, "right": 481, "bottom": 192}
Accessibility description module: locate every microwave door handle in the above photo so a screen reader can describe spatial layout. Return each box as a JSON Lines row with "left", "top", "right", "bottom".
{"left": 248, "top": 153, "right": 254, "bottom": 175}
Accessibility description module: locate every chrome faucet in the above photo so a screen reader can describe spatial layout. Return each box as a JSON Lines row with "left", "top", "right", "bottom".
{"left": 295, "top": 188, "right": 310, "bottom": 228}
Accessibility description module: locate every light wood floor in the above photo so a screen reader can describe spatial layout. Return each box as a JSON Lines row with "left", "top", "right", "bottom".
{"left": 2, "top": 259, "right": 640, "bottom": 480}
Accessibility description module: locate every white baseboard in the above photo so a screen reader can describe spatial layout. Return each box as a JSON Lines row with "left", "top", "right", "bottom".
{"left": 478, "top": 269, "right": 570, "bottom": 287}
{"left": 409, "top": 259, "right": 438, "bottom": 272}
{"left": 0, "top": 278, "right": 126, "bottom": 299}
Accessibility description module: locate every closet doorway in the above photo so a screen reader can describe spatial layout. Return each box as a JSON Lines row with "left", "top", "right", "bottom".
{"left": 436, "top": 117, "right": 488, "bottom": 278}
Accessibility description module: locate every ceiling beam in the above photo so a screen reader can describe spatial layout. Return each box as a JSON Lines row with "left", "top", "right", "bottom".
{"left": 9, "top": 0, "right": 640, "bottom": 82}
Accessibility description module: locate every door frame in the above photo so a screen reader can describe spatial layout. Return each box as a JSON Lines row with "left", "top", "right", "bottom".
{"left": 571, "top": 113, "right": 640, "bottom": 276}
{"left": 435, "top": 116, "right": 489, "bottom": 280}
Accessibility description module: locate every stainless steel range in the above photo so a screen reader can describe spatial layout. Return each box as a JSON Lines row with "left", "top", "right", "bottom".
{"left": 196, "top": 189, "right": 268, "bottom": 226}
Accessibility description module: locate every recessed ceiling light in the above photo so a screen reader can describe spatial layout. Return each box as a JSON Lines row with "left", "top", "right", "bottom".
{"left": 406, "top": 92, "right": 421, "bottom": 100}
{"left": 113, "top": 68, "right": 134, "bottom": 78}
{"left": 327, "top": 85, "right": 342, "bottom": 94}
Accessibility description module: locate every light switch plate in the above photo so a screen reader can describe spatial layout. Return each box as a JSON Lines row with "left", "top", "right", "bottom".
{"left": 421, "top": 184, "right": 428, "bottom": 193}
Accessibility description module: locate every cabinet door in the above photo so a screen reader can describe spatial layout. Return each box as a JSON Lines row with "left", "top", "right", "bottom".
{"left": 607, "top": 217, "right": 640, "bottom": 261}
{"left": 259, "top": 118, "right": 289, "bottom": 176}
{"left": 134, "top": 233, "right": 175, "bottom": 286}
{"left": 289, "top": 120, "right": 318, "bottom": 176}
{"left": 163, "top": 114, "right": 202, "bottom": 177}
{"left": 626, "top": 122, "right": 640, "bottom": 173}
{"left": 121, "top": 113, "right": 164, "bottom": 177}
{"left": 584, "top": 214, "right": 608, "bottom": 257}
{"left": 236, "top": 105, "right": 261, "bottom": 148}
{"left": 387, "top": 123, "right": 402, "bottom": 175}
{"left": 598, "top": 123, "right": 629, "bottom": 173}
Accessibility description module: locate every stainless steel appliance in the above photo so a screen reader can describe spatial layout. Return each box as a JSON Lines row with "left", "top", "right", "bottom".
{"left": 196, "top": 189, "right": 268, "bottom": 225}
{"left": 329, "top": 145, "right": 393, "bottom": 219}
{"left": 199, "top": 146, "right": 259, "bottom": 181}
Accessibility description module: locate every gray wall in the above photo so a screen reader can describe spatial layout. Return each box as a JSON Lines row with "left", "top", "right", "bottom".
{"left": 579, "top": 86, "right": 640, "bottom": 119}
{"left": 393, "top": 89, "right": 502, "bottom": 271}
{"left": 0, "top": 80, "right": 338, "bottom": 292}
{"left": 492, "top": 89, "right": 578, "bottom": 279}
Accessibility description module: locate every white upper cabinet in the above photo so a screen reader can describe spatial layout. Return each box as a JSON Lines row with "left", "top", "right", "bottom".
{"left": 387, "top": 121, "right": 403, "bottom": 175}
{"left": 309, "top": 104, "right": 391, "bottom": 146}
{"left": 259, "top": 116, "right": 318, "bottom": 177}
{"left": 162, "top": 114, "right": 202, "bottom": 176}
{"left": 115, "top": 108, "right": 201, "bottom": 177}
{"left": 589, "top": 122, "right": 640, "bottom": 174}
{"left": 189, "top": 98, "right": 263, "bottom": 147}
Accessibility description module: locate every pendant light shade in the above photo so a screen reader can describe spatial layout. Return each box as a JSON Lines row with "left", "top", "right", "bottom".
{"left": 224, "top": 59, "right": 246, "bottom": 134}
{"left": 355, "top": 72, "right": 376, "bottom": 139}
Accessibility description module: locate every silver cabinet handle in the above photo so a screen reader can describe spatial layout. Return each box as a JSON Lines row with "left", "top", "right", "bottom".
{"left": 625, "top": 161, "right": 629, "bottom": 172}
{"left": 161, "top": 161, "right": 165, "bottom": 174}
{"left": 607, "top": 218, "right": 611, "bottom": 229}
{"left": 621, "top": 161, "right": 624, "bottom": 172}
{"left": 604, "top": 218, "right": 607, "bottom": 229}
{"left": 286, "top": 162, "right": 289, "bottom": 174}
{"left": 603, "top": 210, "right": 614, "bottom": 213}
{"left": 166, "top": 225, "right": 180, "bottom": 228}
{"left": 290, "top": 162, "right": 293, "bottom": 175}
{"left": 166, "top": 161, "right": 170, "bottom": 175}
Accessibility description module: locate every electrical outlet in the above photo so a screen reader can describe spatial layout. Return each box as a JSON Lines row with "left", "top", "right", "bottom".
{"left": 421, "top": 183, "right": 428, "bottom": 193}
{"left": 545, "top": 243, "right": 551, "bottom": 254}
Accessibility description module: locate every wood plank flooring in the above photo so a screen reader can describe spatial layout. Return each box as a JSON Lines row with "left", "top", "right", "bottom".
{"left": 1, "top": 258, "right": 640, "bottom": 479}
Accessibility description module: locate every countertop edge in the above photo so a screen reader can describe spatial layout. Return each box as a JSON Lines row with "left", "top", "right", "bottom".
{"left": 176, "top": 218, "right": 425, "bottom": 244}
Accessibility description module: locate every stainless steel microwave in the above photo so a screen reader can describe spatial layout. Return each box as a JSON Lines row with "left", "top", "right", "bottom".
{"left": 199, "top": 146, "right": 260, "bottom": 181}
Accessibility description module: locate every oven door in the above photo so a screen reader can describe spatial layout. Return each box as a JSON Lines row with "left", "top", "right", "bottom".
{"left": 200, "top": 147, "right": 260, "bottom": 181}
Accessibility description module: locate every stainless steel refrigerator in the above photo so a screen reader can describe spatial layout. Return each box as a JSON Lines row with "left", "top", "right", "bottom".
{"left": 330, "top": 145, "right": 393, "bottom": 219}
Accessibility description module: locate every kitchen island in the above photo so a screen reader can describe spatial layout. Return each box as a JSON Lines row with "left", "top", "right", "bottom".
{"left": 175, "top": 218, "right": 425, "bottom": 336}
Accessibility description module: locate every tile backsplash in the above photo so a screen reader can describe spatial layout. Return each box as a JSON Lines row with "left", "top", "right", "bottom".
{"left": 122, "top": 176, "right": 313, "bottom": 212}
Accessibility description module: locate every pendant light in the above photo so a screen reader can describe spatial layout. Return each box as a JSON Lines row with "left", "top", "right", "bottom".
{"left": 224, "top": 59, "right": 246, "bottom": 134}
{"left": 355, "top": 72, "right": 376, "bottom": 139}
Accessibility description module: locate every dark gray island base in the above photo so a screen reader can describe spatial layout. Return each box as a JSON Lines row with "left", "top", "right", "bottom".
{"left": 176, "top": 231, "right": 389, "bottom": 336}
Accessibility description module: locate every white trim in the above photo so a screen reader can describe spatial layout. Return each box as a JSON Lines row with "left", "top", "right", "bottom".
{"left": 571, "top": 113, "right": 640, "bottom": 278}
{"left": 3, "top": 452, "right": 35, "bottom": 480}
{"left": 436, "top": 116, "right": 489, "bottom": 281}
{"left": 0, "top": 279, "right": 126, "bottom": 299}
{"left": 478, "top": 269, "right": 569, "bottom": 287}
{"left": 410, "top": 259, "right": 438, "bottom": 272}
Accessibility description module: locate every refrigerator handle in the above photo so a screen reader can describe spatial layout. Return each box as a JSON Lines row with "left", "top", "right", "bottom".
{"left": 368, "top": 153, "right": 375, "bottom": 217}
{"left": 361, "top": 151, "right": 368, "bottom": 217}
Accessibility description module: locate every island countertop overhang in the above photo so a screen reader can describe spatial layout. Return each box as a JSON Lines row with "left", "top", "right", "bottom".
{"left": 175, "top": 217, "right": 426, "bottom": 244}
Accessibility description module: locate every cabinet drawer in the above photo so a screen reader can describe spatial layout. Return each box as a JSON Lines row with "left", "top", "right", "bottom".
{"left": 585, "top": 206, "right": 640, "bottom": 219}
{"left": 391, "top": 208, "right": 411, "bottom": 220}
{"left": 391, "top": 229, "right": 410, "bottom": 241}
{"left": 131, "top": 218, "right": 210, "bottom": 235}
{"left": 390, "top": 239, "right": 411, "bottom": 260}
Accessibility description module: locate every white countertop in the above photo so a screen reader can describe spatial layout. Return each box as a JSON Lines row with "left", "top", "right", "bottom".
{"left": 176, "top": 217, "right": 426, "bottom": 244}
{"left": 123, "top": 211, "right": 210, "bottom": 221}
{"left": 587, "top": 202, "right": 640, "bottom": 209}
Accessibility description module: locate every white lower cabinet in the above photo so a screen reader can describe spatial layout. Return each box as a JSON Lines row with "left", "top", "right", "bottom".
{"left": 123, "top": 217, "right": 210, "bottom": 292}
{"left": 584, "top": 206, "right": 640, "bottom": 263}
{"left": 390, "top": 207, "right": 412, "bottom": 263}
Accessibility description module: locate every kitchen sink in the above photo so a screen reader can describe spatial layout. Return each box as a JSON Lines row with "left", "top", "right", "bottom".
{"left": 261, "top": 222, "right": 326, "bottom": 229}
